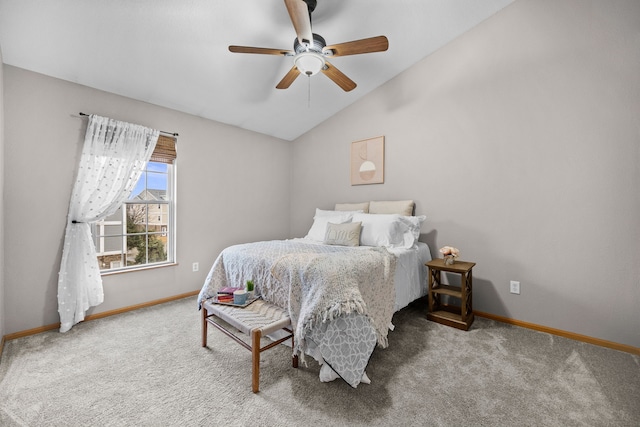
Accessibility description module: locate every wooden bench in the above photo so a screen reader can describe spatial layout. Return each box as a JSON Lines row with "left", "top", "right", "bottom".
{"left": 201, "top": 298, "right": 298, "bottom": 393}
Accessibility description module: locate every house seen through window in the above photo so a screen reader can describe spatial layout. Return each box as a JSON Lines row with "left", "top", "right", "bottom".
{"left": 93, "top": 135, "right": 176, "bottom": 272}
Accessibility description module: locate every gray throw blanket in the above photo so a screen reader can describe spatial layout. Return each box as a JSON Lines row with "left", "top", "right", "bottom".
{"left": 270, "top": 247, "right": 397, "bottom": 357}
{"left": 197, "top": 240, "right": 397, "bottom": 387}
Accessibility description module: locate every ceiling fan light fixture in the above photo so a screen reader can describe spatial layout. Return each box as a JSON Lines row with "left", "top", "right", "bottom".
{"left": 294, "top": 52, "right": 325, "bottom": 76}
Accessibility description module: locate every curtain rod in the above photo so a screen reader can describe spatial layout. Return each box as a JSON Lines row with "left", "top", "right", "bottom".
{"left": 79, "top": 112, "right": 179, "bottom": 137}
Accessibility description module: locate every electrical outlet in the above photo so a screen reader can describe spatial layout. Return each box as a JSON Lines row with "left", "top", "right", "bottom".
{"left": 192, "top": 262, "right": 199, "bottom": 272}
{"left": 510, "top": 280, "right": 520, "bottom": 295}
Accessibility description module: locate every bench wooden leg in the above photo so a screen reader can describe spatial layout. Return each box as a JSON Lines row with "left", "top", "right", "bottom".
{"left": 291, "top": 332, "right": 298, "bottom": 368}
{"left": 252, "top": 329, "right": 261, "bottom": 393}
{"left": 201, "top": 306, "right": 208, "bottom": 347}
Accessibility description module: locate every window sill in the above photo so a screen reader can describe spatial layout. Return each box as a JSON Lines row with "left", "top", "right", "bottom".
{"left": 100, "top": 262, "right": 178, "bottom": 276}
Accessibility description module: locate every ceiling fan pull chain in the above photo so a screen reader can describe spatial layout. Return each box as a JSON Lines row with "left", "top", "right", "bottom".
{"left": 308, "top": 75, "right": 311, "bottom": 108}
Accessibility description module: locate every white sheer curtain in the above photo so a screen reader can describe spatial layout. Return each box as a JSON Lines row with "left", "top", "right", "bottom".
{"left": 58, "top": 115, "right": 159, "bottom": 332}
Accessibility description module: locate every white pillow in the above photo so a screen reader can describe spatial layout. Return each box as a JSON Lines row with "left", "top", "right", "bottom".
{"left": 353, "top": 213, "right": 408, "bottom": 248}
{"left": 314, "top": 208, "right": 363, "bottom": 217}
{"left": 398, "top": 215, "right": 426, "bottom": 248}
{"left": 305, "top": 209, "right": 356, "bottom": 241}
{"left": 314, "top": 208, "right": 342, "bottom": 217}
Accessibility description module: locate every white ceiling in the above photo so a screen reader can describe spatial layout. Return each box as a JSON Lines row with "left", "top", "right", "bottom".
{"left": 0, "top": 0, "right": 514, "bottom": 141}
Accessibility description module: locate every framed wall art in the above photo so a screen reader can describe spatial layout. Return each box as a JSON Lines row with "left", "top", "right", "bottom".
{"left": 351, "top": 136, "right": 384, "bottom": 185}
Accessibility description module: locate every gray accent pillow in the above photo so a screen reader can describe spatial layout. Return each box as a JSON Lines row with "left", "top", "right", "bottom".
{"left": 324, "top": 222, "right": 362, "bottom": 247}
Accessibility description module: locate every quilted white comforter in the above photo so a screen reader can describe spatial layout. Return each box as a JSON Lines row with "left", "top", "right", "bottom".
{"left": 197, "top": 239, "right": 397, "bottom": 387}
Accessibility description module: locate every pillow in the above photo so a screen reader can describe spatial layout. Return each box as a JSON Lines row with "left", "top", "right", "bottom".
{"left": 352, "top": 213, "right": 407, "bottom": 248}
{"left": 313, "top": 208, "right": 346, "bottom": 217}
{"left": 313, "top": 208, "right": 363, "bottom": 217}
{"left": 324, "top": 222, "right": 362, "bottom": 247}
{"left": 398, "top": 215, "right": 426, "bottom": 248}
{"left": 305, "top": 209, "right": 356, "bottom": 241}
{"left": 335, "top": 202, "right": 370, "bottom": 213}
{"left": 369, "top": 200, "right": 415, "bottom": 216}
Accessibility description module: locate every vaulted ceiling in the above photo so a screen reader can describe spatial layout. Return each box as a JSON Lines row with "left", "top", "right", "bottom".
{"left": 0, "top": 0, "right": 514, "bottom": 140}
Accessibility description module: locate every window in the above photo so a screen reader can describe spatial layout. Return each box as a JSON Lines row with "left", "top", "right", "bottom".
{"left": 93, "top": 135, "right": 177, "bottom": 272}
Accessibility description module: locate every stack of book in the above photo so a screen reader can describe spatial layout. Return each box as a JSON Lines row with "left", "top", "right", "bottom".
{"left": 216, "top": 286, "right": 243, "bottom": 303}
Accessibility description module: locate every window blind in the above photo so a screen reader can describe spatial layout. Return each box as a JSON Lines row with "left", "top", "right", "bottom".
{"left": 150, "top": 134, "right": 177, "bottom": 164}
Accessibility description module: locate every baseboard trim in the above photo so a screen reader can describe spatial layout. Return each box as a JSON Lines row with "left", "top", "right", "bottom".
{"left": 474, "top": 310, "right": 640, "bottom": 356}
{"left": 3, "top": 290, "right": 200, "bottom": 342}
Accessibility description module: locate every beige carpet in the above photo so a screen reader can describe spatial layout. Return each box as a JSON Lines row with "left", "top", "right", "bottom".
{"left": 0, "top": 297, "right": 638, "bottom": 426}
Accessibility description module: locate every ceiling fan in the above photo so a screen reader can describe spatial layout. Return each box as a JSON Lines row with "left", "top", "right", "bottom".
{"left": 229, "top": 0, "right": 389, "bottom": 92}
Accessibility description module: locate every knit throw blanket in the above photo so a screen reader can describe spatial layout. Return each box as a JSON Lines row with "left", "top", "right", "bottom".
{"left": 270, "top": 246, "right": 397, "bottom": 357}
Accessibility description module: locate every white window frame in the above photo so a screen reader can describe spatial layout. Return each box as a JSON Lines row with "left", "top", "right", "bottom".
{"left": 93, "top": 161, "right": 176, "bottom": 273}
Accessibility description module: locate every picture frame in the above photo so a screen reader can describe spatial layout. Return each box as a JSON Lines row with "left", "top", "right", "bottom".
{"left": 351, "top": 136, "right": 384, "bottom": 185}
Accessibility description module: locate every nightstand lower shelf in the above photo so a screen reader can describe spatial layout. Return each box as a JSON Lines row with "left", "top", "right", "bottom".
{"left": 427, "top": 305, "right": 475, "bottom": 330}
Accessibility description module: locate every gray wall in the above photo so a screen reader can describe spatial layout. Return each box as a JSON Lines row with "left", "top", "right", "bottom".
{"left": 0, "top": 46, "right": 5, "bottom": 341}
{"left": 290, "top": 0, "right": 640, "bottom": 348}
{"left": 3, "top": 66, "right": 291, "bottom": 334}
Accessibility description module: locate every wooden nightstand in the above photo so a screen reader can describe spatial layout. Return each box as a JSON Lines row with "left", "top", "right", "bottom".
{"left": 426, "top": 258, "right": 476, "bottom": 331}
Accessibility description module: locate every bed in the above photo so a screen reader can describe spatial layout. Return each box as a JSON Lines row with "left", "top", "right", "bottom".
{"left": 197, "top": 200, "right": 431, "bottom": 388}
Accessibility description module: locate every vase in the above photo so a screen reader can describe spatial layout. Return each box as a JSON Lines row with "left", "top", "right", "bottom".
{"left": 444, "top": 255, "right": 455, "bottom": 265}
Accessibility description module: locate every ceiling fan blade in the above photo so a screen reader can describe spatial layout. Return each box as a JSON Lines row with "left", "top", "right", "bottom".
{"left": 276, "top": 66, "right": 301, "bottom": 89}
{"left": 284, "top": 0, "right": 313, "bottom": 45}
{"left": 323, "top": 35, "right": 389, "bottom": 57}
{"left": 321, "top": 61, "right": 356, "bottom": 92}
{"left": 229, "top": 46, "right": 293, "bottom": 56}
